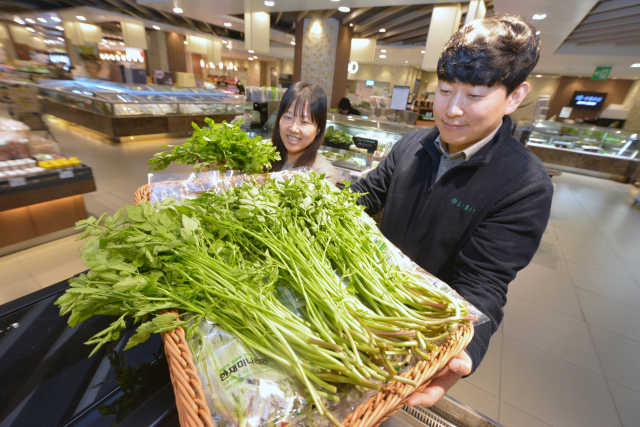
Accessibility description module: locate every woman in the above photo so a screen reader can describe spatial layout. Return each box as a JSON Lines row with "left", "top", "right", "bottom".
{"left": 271, "top": 82, "right": 338, "bottom": 185}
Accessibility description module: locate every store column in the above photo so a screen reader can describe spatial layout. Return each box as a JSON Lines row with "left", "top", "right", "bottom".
{"left": 623, "top": 81, "right": 640, "bottom": 132}
{"left": 147, "top": 30, "right": 169, "bottom": 74}
{"left": 293, "top": 17, "right": 351, "bottom": 107}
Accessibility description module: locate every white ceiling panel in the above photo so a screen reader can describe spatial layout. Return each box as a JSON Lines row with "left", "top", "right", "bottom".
{"left": 136, "top": 0, "right": 456, "bottom": 15}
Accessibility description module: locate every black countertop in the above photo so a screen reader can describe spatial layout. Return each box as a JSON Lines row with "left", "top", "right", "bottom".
{"left": 0, "top": 275, "right": 179, "bottom": 427}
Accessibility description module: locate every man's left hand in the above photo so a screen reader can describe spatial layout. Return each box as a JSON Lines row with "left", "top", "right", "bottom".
{"left": 406, "top": 350, "right": 472, "bottom": 407}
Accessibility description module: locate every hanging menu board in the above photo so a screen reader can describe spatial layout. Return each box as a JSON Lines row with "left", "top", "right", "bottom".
{"left": 390, "top": 86, "right": 410, "bottom": 111}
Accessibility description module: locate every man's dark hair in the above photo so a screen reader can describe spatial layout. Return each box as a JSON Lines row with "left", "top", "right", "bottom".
{"left": 437, "top": 15, "right": 540, "bottom": 95}
{"left": 338, "top": 97, "right": 352, "bottom": 111}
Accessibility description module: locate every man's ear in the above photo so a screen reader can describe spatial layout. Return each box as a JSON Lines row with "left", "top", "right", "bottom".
{"left": 505, "top": 82, "right": 530, "bottom": 115}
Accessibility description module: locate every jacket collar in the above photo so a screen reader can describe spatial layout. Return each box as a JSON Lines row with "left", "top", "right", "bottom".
{"left": 420, "top": 116, "right": 513, "bottom": 166}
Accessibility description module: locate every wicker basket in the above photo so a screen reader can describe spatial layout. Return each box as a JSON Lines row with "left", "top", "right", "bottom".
{"left": 136, "top": 186, "right": 475, "bottom": 427}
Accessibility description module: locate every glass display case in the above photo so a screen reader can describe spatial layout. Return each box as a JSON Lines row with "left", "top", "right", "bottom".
{"left": 37, "top": 78, "right": 251, "bottom": 118}
{"left": 527, "top": 120, "right": 639, "bottom": 159}
{"left": 260, "top": 112, "right": 420, "bottom": 172}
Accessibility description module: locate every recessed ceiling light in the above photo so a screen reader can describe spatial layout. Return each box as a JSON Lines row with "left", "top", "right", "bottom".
{"left": 536, "top": 74, "right": 542, "bottom": 77}
{"left": 532, "top": 13, "right": 547, "bottom": 20}
{"left": 51, "top": 16, "right": 61, "bottom": 22}
{"left": 119, "top": 42, "right": 125, "bottom": 45}
{"left": 253, "top": 55, "right": 258, "bottom": 58}
{"left": 56, "top": 26, "right": 64, "bottom": 31}
{"left": 37, "top": 17, "right": 47, "bottom": 22}
{"left": 379, "top": 55, "right": 386, "bottom": 58}
{"left": 219, "top": 62, "right": 223, "bottom": 69}
{"left": 379, "top": 28, "right": 386, "bottom": 33}
{"left": 14, "top": 18, "right": 24, "bottom": 25}
{"left": 249, "top": 57, "right": 254, "bottom": 60}
{"left": 291, "top": 41, "right": 295, "bottom": 45}
{"left": 109, "top": 41, "right": 115, "bottom": 45}
{"left": 248, "top": 49, "right": 254, "bottom": 53}
{"left": 26, "top": 27, "right": 35, "bottom": 32}
{"left": 224, "top": 22, "right": 232, "bottom": 27}
{"left": 349, "top": 23, "right": 353, "bottom": 27}
{"left": 381, "top": 49, "right": 386, "bottom": 53}
{"left": 421, "top": 50, "right": 425, "bottom": 54}
{"left": 331, "top": 0, "right": 340, "bottom": 2}
{"left": 264, "top": 0, "right": 275, "bottom": 6}
{"left": 222, "top": 40, "right": 227, "bottom": 44}
{"left": 405, "top": 61, "right": 408, "bottom": 63}
{"left": 173, "top": 7, "right": 183, "bottom": 13}
{"left": 153, "top": 25, "right": 161, "bottom": 30}
{"left": 76, "top": 16, "right": 86, "bottom": 21}
{"left": 631, "top": 63, "right": 640, "bottom": 68}
{"left": 26, "top": 18, "right": 35, "bottom": 24}
{"left": 184, "top": 40, "right": 188, "bottom": 44}
{"left": 338, "top": 7, "right": 350, "bottom": 12}
{"left": 58, "top": 37, "right": 64, "bottom": 41}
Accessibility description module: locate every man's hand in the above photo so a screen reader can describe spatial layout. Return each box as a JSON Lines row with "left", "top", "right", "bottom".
{"left": 406, "top": 350, "right": 472, "bottom": 407}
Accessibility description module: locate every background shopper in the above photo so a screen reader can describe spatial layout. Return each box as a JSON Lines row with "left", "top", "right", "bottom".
{"left": 271, "top": 82, "right": 338, "bottom": 184}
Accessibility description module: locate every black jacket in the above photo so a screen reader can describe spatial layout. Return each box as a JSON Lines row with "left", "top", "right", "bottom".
{"left": 351, "top": 116, "right": 553, "bottom": 373}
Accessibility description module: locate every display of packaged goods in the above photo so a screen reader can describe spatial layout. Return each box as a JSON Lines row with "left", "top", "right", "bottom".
{"left": 38, "top": 78, "right": 250, "bottom": 118}
{"left": 527, "top": 120, "right": 640, "bottom": 158}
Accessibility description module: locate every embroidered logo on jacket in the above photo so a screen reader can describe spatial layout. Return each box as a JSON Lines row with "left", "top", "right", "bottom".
{"left": 451, "top": 198, "right": 476, "bottom": 214}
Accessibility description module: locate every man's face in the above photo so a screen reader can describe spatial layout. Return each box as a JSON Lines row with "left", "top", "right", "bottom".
{"left": 433, "top": 80, "right": 521, "bottom": 154}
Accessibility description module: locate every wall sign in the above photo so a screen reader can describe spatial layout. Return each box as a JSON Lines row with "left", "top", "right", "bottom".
{"left": 348, "top": 61, "right": 359, "bottom": 74}
{"left": 592, "top": 66, "right": 612, "bottom": 81}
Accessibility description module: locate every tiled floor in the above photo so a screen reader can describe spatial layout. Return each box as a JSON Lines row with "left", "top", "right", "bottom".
{"left": 2, "top": 118, "right": 640, "bottom": 427}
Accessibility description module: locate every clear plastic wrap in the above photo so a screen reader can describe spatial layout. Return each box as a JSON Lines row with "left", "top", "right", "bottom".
{"left": 187, "top": 319, "right": 305, "bottom": 427}
{"left": 147, "top": 168, "right": 314, "bottom": 204}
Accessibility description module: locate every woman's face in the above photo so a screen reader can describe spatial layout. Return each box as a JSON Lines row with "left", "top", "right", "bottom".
{"left": 279, "top": 102, "right": 318, "bottom": 157}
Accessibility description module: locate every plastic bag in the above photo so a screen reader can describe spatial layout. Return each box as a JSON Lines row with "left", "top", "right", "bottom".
{"left": 188, "top": 319, "right": 305, "bottom": 427}
{"left": 147, "top": 168, "right": 315, "bottom": 204}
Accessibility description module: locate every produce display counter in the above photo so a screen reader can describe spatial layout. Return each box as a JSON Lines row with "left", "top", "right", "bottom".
{"left": 526, "top": 120, "right": 640, "bottom": 182}
{"left": 0, "top": 278, "right": 501, "bottom": 427}
{"left": 0, "top": 166, "right": 96, "bottom": 249}
{"left": 19, "top": 78, "right": 253, "bottom": 143}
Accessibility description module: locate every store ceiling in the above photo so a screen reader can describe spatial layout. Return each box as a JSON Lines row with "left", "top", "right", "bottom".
{"left": 4, "top": 0, "right": 640, "bottom": 79}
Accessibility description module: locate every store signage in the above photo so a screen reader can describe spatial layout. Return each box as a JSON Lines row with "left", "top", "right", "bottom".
{"left": 348, "top": 61, "right": 359, "bottom": 74}
{"left": 390, "top": 86, "right": 411, "bottom": 111}
{"left": 559, "top": 107, "right": 573, "bottom": 118}
{"left": 569, "top": 91, "right": 607, "bottom": 110}
{"left": 353, "top": 136, "right": 378, "bottom": 153}
{"left": 59, "top": 170, "right": 74, "bottom": 179}
{"left": 8, "top": 177, "right": 26, "bottom": 187}
{"left": 592, "top": 66, "right": 612, "bottom": 81}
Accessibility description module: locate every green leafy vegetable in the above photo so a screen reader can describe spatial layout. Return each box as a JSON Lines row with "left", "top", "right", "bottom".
{"left": 324, "top": 126, "right": 353, "bottom": 146}
{"left": 56, "top": 173, "right": 474, "bottom": 426}
{"left": 148, "top": 118, "right": 280, "bottom": 174}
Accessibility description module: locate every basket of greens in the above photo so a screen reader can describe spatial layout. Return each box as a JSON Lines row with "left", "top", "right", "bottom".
{"left": 58, "top": 172, "right": 481, "bottom": 427}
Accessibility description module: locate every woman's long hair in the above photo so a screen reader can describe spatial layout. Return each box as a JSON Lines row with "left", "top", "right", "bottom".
{"left": 271, "top": 82, "right": 327, "bottom": 171}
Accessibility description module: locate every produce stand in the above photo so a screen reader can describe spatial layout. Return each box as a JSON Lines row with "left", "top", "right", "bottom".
{"left": 0, "top": 280, "right": 495, "bottom": 427}
{"left": 36, "top": 78, "right": 252, "bottom": 143}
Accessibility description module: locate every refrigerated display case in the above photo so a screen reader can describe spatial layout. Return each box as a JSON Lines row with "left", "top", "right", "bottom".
{"left": 260, "top": 112, "right": 420, "bottom": 183}
{"left": 525, "top": 120, "right": 640, "bottom": 182}
{"left": 35, "top": 78, "right": 252, "bottom": 142}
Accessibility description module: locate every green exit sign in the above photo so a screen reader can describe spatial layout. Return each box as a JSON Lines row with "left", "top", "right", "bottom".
{"left": 592, "top": 66, "right": 612, "bottom": 81}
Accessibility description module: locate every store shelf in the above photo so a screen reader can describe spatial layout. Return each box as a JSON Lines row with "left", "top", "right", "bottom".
{"left": 0, "top": 166, "right": 96, "bottom": 212}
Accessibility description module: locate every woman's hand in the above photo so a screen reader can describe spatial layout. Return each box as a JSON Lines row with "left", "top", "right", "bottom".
{"left": 406, "top": 351, "right": 472, "bottom": 407}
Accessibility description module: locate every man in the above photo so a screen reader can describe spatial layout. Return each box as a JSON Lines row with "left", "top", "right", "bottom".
{"left": 338, "top": 97, "right": 361, "bottom": 116}
{"left": 351, "top": 15, "right": 553, "bottom": 406}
